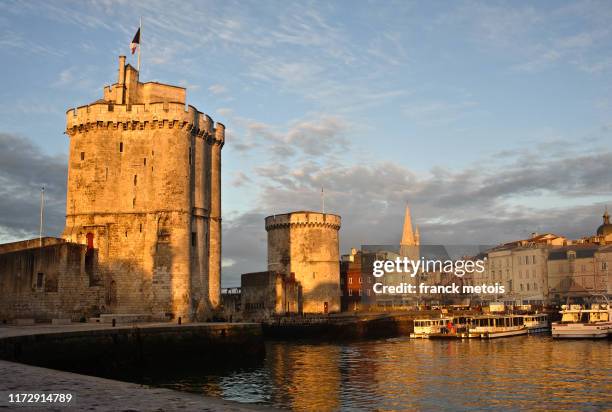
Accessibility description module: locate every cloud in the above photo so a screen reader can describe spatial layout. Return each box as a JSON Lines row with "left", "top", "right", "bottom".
{"left": 0, "top": 32, "right": 64, "bottom": 57}
{"left": 402, "top": 100, "right": 479, "bottom": 125}
{"left": 437, "top": 1, "right": 612, "bottom": 74}
{"left": 0, "top": 133, "right": 67, "bottom": 243}
{"left": 208, "top": 84, "right": 227, "bottom": 95}
{"left": 220, "top": 144, "right": 612, "bottom": 285}
{"left": 229, "top": 114, "right": 349, "bottom": 160}
{"left": 231, "top": 171, "right": 253, "bottom": 187}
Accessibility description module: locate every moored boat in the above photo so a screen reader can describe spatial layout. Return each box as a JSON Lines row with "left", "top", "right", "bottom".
{"left": 410, "top": 317, "right": 452, "bottom": 338}
{"left": 428, "top": 315, "right": 473, "bottom": 339}
{"left": 521, "top": 313, "right": 549, "bottom": 333}
{"left": 468, "top": 315, "right": 527, "bottom": 339}
{"left": 551, "top": 304, "right": 611, "bottom": 339}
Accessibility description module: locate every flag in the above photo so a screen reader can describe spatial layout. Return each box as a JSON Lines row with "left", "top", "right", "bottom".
{"left": 130, "top": 27, "right": 140, "bottom": 54}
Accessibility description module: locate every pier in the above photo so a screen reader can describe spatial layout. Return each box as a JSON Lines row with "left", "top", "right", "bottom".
{"left": 0, "top": 322, "right": 264, "bottom": 377}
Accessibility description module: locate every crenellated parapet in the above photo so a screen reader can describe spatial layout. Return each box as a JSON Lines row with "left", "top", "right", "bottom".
{"left": 65, "top": 101, "right": 224, "bottom": 144}
{"left": 265, "top": 211, "right": 341, "bottom": 231}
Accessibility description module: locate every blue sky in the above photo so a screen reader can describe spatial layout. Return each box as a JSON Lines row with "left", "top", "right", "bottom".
{"left": 0, "top": 1, "right": 611, "bottom": 285}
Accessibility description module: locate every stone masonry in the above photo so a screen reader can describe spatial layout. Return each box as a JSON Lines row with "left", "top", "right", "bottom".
{"left": 62, "top": 56, "right": 224, "bottom": 321}
{"left": 266, "top": 212, "right": 341, "bottom": 313}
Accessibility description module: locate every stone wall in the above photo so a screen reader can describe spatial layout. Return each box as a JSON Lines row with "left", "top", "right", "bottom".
{"left": 0, "top": 238, "right": 103, "bottom": 321}
{"left": 241, "top": 271, "right": 299, "bottom": 319}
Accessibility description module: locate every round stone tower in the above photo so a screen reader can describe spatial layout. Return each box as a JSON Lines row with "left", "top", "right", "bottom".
{"left": 265, "top": 211, "right": 341, "bottom": 313}
{"left": 63, "top": 56, "right": 224, "bottom": 321}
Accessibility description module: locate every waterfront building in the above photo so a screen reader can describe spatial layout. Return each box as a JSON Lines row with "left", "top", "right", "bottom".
{"left": 475, "top": 210, "right": 611, "bottom": 306}
{"left": 340, "top": 248, "right": 364, "bottom": 311}
{"left": 547, "top": 245, "right": 604, "bottom": 303}
{"left": 266, "top": 211, "right": 341, "bottom": 313}
{"left": 595, "top": 245, "right": 612, "bottom": 296}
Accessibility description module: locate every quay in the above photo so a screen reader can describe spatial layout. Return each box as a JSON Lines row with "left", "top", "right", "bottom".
{"left": 0, "top": 322, "right": 264, "bottom": 377}
{"left": 0, "top": 359, "right": 276, "bottom": 411}
{"left": 261, "top": 311, "right": 447, "bottom": 339}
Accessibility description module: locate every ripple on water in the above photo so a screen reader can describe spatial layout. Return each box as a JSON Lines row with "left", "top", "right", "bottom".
{"left": 149, "top": 337, "right": 612, "bottom": 411}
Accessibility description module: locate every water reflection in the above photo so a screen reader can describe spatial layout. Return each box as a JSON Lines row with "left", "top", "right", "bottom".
{"left": 152, "top": 337, "right": 612, "bottom": 411}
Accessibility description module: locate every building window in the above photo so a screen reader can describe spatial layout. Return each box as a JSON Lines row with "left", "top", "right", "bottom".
{"left": 520, "top": 284, "right": 524, "bottom": 291}
{"left": 119, "top": 142, "right": 123, "bottom": 152}
{"left": 143, "top": 158, "right": 147, "bottom": 165}
{"left": 348, "top": 278, "right": 352, "bottom": 284}
{"left": 191, "top": 232, "right": 197, "bottom": 247}
{"left": 358, "top": 289, "right": 362, "bottom": 296}
{"left": 359, "top": 277, "right": 362, "bottom": 284}
{"left": 80, "top": 152, "right": 85, "bottom": 161}
{"left": 348, "top": 290, "right": 353, "bottom": 297}
{"left": 36, "top": 272, "right": 44, "bottom": 289}
{"left": 139, "top": 224, "right": 143, "bottom": 233}
{"left": 132, "top": 197, "right": 136, "bottom": 207}
{"left": 603, "top": 262, "right": 608, "bottom": 270}
{"left": 367, "top": 289, "right": 371, "bottom": 296}
{"left": 134, "top": 175, "right": 137, "bottom": 185}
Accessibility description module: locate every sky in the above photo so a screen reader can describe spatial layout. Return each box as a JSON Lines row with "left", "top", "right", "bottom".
{"left": 0, "top": 0, "right": 611, "bottom": 286}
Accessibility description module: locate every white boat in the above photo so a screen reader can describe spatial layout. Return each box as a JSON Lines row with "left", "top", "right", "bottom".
{"left": 410, "top": 317, "right": 452, "bottom": 338}
{"left": 468, "top": 315, "right": 527, "bottom": 339}
{"left": 551, "top": 304, "right": 612, "bottom": 339}
{"left": 521, "top": 313, "right": 549, "bottom": 333}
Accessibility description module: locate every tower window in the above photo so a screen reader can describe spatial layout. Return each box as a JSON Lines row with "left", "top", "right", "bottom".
{"left": 133, "top": 197, "right": 136, "bottom": 207}
{"left": 134, "top": 175, "right": 137, "bottom": 185}
{"left": 80, "top": 152, "right": 85, "bottom": 161}
{"left": 139, "top": 223, "right": 143, "bottom": 233}
{"left": 125, "top": 230, "right": 128, "bottom": 238}
{"left": 119, "top": 142, "right": 123, "bottom": 153}
{"left": 143, "top": 158, "right": 147, "bottom": 165}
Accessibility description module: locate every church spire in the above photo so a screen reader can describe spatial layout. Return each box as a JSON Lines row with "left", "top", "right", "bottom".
{"left": 401, "top": 205, "right": 416, "bottom": 246}
{"left": 604, "top": 206, "right": 610, "bottom": 225}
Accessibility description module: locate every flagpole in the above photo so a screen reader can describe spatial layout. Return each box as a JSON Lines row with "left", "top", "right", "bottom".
{"left": 39, "top": 186, "right": 45, "bottom": 247}
{"left": 321, "top": 187, "right": 325, "bottom": 214}
{"left": 137, "top": 16, "right": 141, "bottom": 72}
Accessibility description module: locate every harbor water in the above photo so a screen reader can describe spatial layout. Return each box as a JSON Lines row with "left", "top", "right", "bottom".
{"left": 145, "top": 335, "right": 612, "bottom": 411}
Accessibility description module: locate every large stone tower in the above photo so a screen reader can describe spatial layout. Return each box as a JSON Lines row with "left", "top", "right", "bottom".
{"left": 265, "top": 211, "right": 341, "bottom": 313}
{"left": 63, "top": 56, "right": 224, "bottom": 321}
